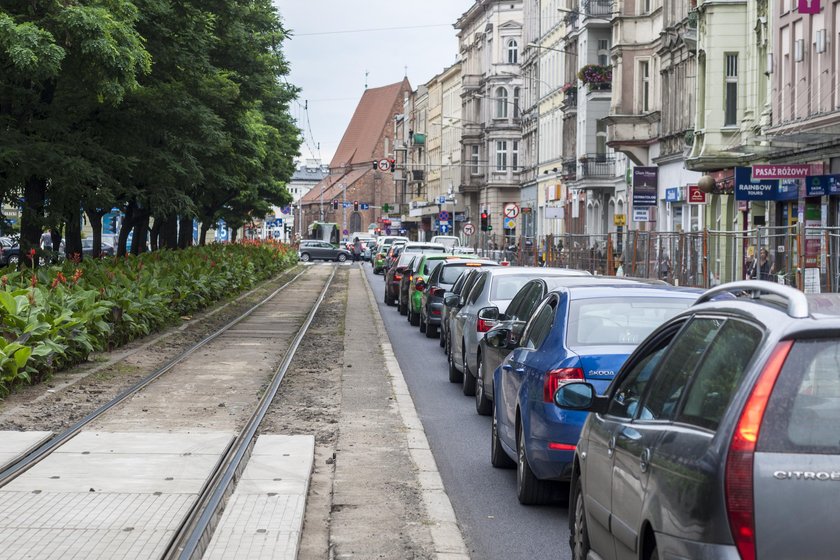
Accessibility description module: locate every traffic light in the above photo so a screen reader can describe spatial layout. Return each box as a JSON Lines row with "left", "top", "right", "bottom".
{"left": 372, "top": 160, "right": 378, "bottom": 170}
{"left": 353, "top": 200, "right": 360, "bottom": 212}
{"left": 480, "top": 210, "right": 488, "bottom": 232}
{"left": 332, "top": 200, "right": 338, "bottom": 210}
{"left": 389, "top": 159, "right": 396, "bottom": 172}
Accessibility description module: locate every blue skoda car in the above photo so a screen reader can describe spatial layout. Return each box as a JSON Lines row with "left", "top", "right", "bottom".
{"left": 490, "top": 284, "right": 700, "bottom": 504}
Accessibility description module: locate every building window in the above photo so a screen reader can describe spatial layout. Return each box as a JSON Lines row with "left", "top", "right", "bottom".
{"left": 596, "top": 120, "right": 607, "bottom": 157}
{"left": 507, "top": 39, "right": 519, "bottom": 64}
{"left": 640, "top": 60, "right": 650, "bottom": 112}
{"left": 513, "top": 87, "right": 521, "bottom": 118}
{"left": 598, "top": 39, "right": 610, "bottom": 67}
{"left": 495, "top": 87, "right": 508, "bottom": 118}
{"left": 496, "top": 140, "right": 508, "bottom": 171}
{"left": 471, "top": 145, "right": 480, "bottom": 174}
{"left": 511, "top": 141, "right": 519, "bottom": 170}
{"left": 724, "top": 53, "right": 738, "bottom": 126}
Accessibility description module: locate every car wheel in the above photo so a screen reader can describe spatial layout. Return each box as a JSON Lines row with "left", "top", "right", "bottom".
{"left": 448, "top": 347, "right": 463, "bottom": 383}
{"left": 7, "top": 255, "right": 19, "bottom": 265}
{"left": 439, "top": 324, "right": 445, "bottom": 347}
{"left": 461, "top": 343, "right": 476, "bottom": 396}
{"left": 517, "top": 421, "right": 550, "bottom": 505}
{"left": 424, "top": 318, "right": 437, "bottom": 339}
{"left": 399, "top": 298, "right": 408, "bottom": 316}
{"left": 384, "top": 290, "right": 394, "bottom": 306}
{"left": 299, "top": 252, "right": 311, "bottom": 262}
{"left": 491, "top": 403, "right": 515, "bottom": 468}
{"left": 419, "top": 314, "right": 427, "bottom": 333}
{"left": 409, "top": 307, "right": 420, "bottom": 327}
{"left": 570, "top": 479, "right": 591, "bottom": 560}
{"left": 337, "top": 253, "right": 347, "bottom": 262}
{"left": 475, "top": 355, "right": 492, "bottom": 415}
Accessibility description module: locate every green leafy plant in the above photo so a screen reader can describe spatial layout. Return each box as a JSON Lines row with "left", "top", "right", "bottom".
{"left": 0, "top": 242, "right": 297, "bottom": 396}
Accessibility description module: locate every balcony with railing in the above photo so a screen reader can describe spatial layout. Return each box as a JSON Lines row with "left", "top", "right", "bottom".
{"left": 579, "top": 154, "right": 615, "bottom": 178}
{"left": 583, "top": 0, "right": 614, "bottom": 18}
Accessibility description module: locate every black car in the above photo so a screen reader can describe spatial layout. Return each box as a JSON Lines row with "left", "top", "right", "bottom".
{"left": 420, "top": 259, "right": 498, "bottom": 339}
{"left": 442, "top": 268, "right": 486, "bottom": 382}
{"left": 384, "top": 252, "right": 416, "bottom": 306}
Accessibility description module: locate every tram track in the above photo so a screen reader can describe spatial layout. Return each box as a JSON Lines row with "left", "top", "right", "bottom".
{"left": 0, "top": 263, "right": 339, "bottom": 560}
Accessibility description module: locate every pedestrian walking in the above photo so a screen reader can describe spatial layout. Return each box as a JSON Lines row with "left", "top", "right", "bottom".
{"left": 749, "top": 247, "right": 774, "bottom": 281}
{"left": 352, "top": 237, "right": 362, "bottom": 263}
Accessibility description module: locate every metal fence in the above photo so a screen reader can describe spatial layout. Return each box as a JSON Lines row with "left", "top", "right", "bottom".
{"left": 471, "top": 225, "right": 840, "bottom": 293}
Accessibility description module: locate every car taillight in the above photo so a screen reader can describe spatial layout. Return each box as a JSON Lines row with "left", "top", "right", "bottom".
{"left": 543, "top": 368, "right": 584, "bottom": 402}
{"left": 548, "top": 442, "right": 576, "bottom": 451}
{"left": 725, "top": 340, "right": 792, "bottom": 560}
{"left": 394, "top": 274, "right": 402, "bottom": 281}
{"left": 477, "top": 318, "right": 496, "bottom": 333}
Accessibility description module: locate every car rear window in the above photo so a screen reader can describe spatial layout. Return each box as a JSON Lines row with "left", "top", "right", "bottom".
{"left": 441, "top": 263, "right": 479, "bottom": 283}
{"left": 489, "top": 275, "right": 534, "bottom": 301}
{"left": 567, "top": 297, "right": 692, "bottom": 347}
{"left": 759, "top": 338, "right": 840, "bottom": 454}
{"left": 424, "top": 259, "right": 445, "bottom": 276}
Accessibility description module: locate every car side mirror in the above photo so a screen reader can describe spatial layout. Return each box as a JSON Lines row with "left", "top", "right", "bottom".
{"left": 477, "top": 306, "right": 499, "bottom": 321}
{"left": 485, "top": 327, "right": 511, "bottom": 349}
{"left": 554, "top": 382, "right": 609, "bottom": 413}
{"left": 444, "top": 293, "right": 459, "bottom": 307}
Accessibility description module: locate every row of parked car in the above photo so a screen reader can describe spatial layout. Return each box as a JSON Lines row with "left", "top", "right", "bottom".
{"left": 374, "top": 238, "right": 840, "bottom": 560}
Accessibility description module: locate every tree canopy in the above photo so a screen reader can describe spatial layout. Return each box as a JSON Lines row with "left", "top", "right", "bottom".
{"left": 0, "top": 0, "right": 301, "bottom": 261}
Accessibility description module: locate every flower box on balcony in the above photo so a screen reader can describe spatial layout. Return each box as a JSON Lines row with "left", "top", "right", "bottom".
{"left": 577, "top": 64, "right": 612, "bottom": 92}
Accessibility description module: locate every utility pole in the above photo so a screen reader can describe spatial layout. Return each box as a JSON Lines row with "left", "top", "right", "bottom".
{"left": 341, "top": 183, "right": 347, "bottom": 240}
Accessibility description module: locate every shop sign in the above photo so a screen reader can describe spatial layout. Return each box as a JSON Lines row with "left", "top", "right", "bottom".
{"left": 632, "top": 167, "right": 658, "bottom": 207}
{"left": 734, "top": 167, "right": 799, "bottom": 201}
{"left": 687, "top": 185, "right": 707, "bottom": 204}
{"left": 614, "top": 214, "right": 627, "bottom": 226}
{"left": 752, "top": 164, "right": 811, "bottom": 180}
{"left": 805, "top": 174, "right": 840, "bottom": 197}
{"left": 664, "top": 187, "right": 684, "bottom": 202}
{"left": 633, "top": 208, "right": 650, "bottom": 222}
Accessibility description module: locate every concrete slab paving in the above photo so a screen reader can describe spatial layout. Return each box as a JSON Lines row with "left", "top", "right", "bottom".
{"left": 202, "top": 434, "right": 314, "bottom": 560}
{"left": 0, "top": 431, "right": 232, "bottom": 560}
{"left": 0, "top": 431, "right": 52, "bottom": 471}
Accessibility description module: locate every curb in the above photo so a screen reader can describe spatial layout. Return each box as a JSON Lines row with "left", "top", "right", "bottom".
{"left": 358, "top": 266, "right": 470, "bottom": 559}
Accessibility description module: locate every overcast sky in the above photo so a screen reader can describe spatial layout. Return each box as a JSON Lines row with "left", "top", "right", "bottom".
{"left": 276, "top": 1, "right": 473, "bottom": 167}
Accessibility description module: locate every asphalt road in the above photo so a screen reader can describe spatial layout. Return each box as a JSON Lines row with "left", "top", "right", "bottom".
{"left": 362, "top": 264, "right": 571, "bottom": 560}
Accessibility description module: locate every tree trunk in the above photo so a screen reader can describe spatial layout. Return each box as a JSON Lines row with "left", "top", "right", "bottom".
{"left": 199, "top": 222, "right": 211, "bottom": 246}
{"left": 159, "top": 216, "right": 178, "bottom": 249}
{"left": 230, "top": 228, "right": 238, "bottom": 243}
{"left": 20, "top": 176, "right": 47, "bottom": 269}
{"left": 178, "top": 216, "right": 193, "bottom": 249}
{"left": 131, "top": 208, "right": 150, "bottom": 255}
{"left": 49, "top": 228, "right": 62, "bottom": 262}
{"left": 64, "top": 206, "right": 83, "bottom": 261}
{"left": 84, "top": 208, "right": 105, "bottom": 258}
{"left": 149, "top": 218, "right": 162, "bottom": 252}
{"left": 117, "top": 202, "right": 136, "bottom": 257}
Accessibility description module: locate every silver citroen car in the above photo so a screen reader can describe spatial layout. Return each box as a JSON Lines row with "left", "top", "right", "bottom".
{"left": 555, "top": 281, "right": 840, "bottom": 560}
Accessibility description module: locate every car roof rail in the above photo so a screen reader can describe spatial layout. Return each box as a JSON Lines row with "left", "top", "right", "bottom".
{"left": 695, "top": 280, "right": 809, "bottom": 319}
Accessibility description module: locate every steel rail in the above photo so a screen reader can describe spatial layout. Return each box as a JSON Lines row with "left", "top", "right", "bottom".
{"left": 164, "top": 265, "right": 337, "bottom": 560}
{"left": 0, "top": 266, "right": 310, "bottom": 487}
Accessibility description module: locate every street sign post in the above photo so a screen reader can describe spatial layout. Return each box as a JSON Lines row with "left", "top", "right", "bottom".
{"left": 438, "top": 195, "right": 446, "bottom": 204}
{"left": 438, "top": 210, "right": 449, "bottom": 221}
{"left": 504, "top": 203, "right": 520, "bottom": 219}
{"left": 463, "top": 223, "right": 475, "bottom": 236}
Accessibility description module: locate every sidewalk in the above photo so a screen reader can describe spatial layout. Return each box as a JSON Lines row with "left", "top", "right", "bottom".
{"left": 311, "top": 266, "right": 469, "bottom": 559}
